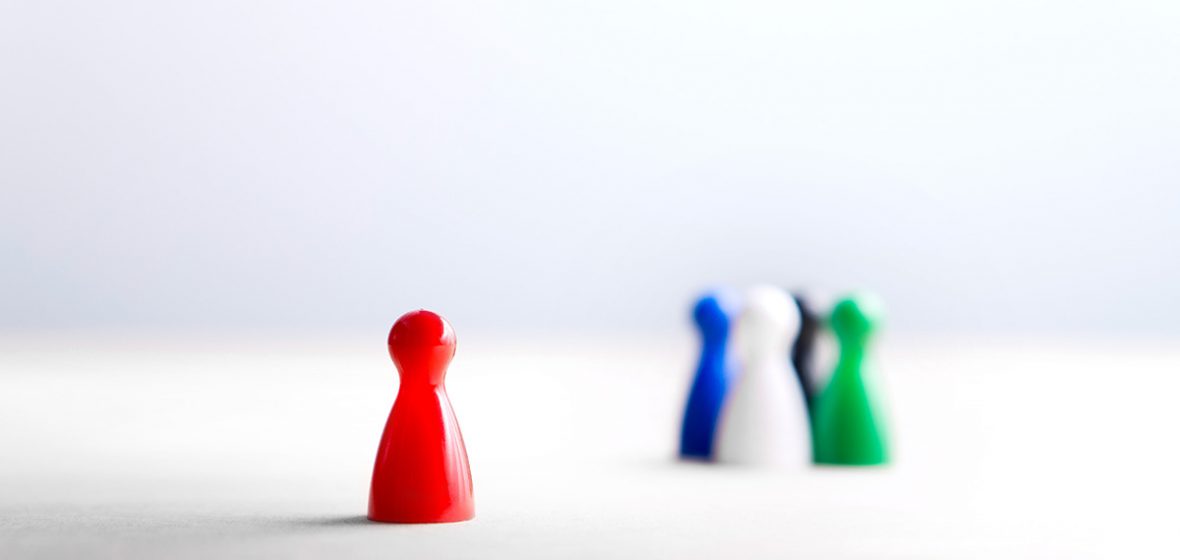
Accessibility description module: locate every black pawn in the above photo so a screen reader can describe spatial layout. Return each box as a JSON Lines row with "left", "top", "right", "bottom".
{"left": 790, "top": 292, "right": 821, "bottom": 404}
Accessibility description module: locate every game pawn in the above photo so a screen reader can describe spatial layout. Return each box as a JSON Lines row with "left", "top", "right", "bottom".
{"left": 369, "top": 309, "right": 474, "bottom": 523}
{"left": 714, "top": 285, "right": 811, "bottom": 467}
{"left": 811, "top": 294, "right": 891, "bottom": 466}
{"left": 789, "top": 291, "right": 822, "bottom": 405}
{"left": 679, "top": 289, "right": 741, "bottom": 461}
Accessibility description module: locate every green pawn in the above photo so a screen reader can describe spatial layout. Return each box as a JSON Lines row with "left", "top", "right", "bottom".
{"left": 811, "top": 293, "right": 890, "bottom": 466}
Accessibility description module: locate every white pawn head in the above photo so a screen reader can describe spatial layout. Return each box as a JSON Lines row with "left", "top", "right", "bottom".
{"left": 735, "top": 285, "right": 801, "bottom": 363}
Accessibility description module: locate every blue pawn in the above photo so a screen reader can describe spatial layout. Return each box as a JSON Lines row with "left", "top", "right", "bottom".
{"left": 679, "top": 289, "right": 741, "bottom": 460}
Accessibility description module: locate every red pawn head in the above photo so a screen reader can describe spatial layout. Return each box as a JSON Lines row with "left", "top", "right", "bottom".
{"left": 370, "top": 309, "right": 474, "bottom": 524}
{"left": 388, "top": 310, "right": 456, "bottom": 386}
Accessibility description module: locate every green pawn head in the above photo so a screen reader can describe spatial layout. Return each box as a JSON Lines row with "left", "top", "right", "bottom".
{"left": 830, "top": 293, "right": 884, "bottom": 347}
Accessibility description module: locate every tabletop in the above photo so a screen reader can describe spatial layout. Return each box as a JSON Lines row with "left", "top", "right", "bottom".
{"left": 1, "top": 331, "right": 1175, "bottom": 559}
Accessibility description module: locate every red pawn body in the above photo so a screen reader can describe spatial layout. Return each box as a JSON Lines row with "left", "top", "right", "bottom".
{"left": 368, "top": 310, "right": 474, "bottom": 523}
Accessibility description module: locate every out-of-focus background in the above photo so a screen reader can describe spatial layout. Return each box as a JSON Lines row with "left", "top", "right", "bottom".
{"left": 3, "top": 1, "right": 1178, "bottom": 335}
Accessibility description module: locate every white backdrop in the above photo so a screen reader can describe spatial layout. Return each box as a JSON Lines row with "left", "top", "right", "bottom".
{"left": 3, "top": 1, "right": 1178, "bottom": 334}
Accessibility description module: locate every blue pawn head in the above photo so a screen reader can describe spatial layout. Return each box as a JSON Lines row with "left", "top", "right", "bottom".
{"left": 692, "top": 289, "right": 740, "bottom": 343}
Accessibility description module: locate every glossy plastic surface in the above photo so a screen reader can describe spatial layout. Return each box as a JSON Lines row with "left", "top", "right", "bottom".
{"left": 811, "top": 294, "right": 890, "bottom": 466}
{"left": 368, "top": 310, "right": 475, "bottom": 523}
{"left": 679, "top": 289, "right": 740, "bottom": 460}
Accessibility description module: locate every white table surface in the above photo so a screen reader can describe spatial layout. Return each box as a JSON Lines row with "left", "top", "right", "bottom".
{"left": 1, "top": 331, "right": 1176, "bottom": 559}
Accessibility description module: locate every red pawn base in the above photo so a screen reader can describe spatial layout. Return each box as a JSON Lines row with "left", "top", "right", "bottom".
{"left": 367, "top": 503, "right": 475, "bottom": 525}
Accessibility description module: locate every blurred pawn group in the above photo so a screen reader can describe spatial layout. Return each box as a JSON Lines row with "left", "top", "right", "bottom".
{"left": 679, "top": 285, "right": 890, "bottom": 467}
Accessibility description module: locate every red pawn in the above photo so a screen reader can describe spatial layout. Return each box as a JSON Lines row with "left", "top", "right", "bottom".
{"left": 368, "top": 310, "right": 474, "bottom": 523}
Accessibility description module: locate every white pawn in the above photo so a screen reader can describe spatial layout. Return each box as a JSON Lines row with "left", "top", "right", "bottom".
{"left": 714, "top": 285, "right": 812, "bottom": 467}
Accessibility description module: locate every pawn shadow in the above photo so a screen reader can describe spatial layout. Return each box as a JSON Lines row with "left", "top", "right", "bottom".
{"left": 296, "top": 515, "right": 373, "bottom": 527}
{"left": 283, "top": 515, "right": 457, "bottom": 530}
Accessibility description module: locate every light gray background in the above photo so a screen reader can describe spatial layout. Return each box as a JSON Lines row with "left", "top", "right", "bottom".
{"left": 3, "top": 1, "right": 1179, "bottom": 334}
